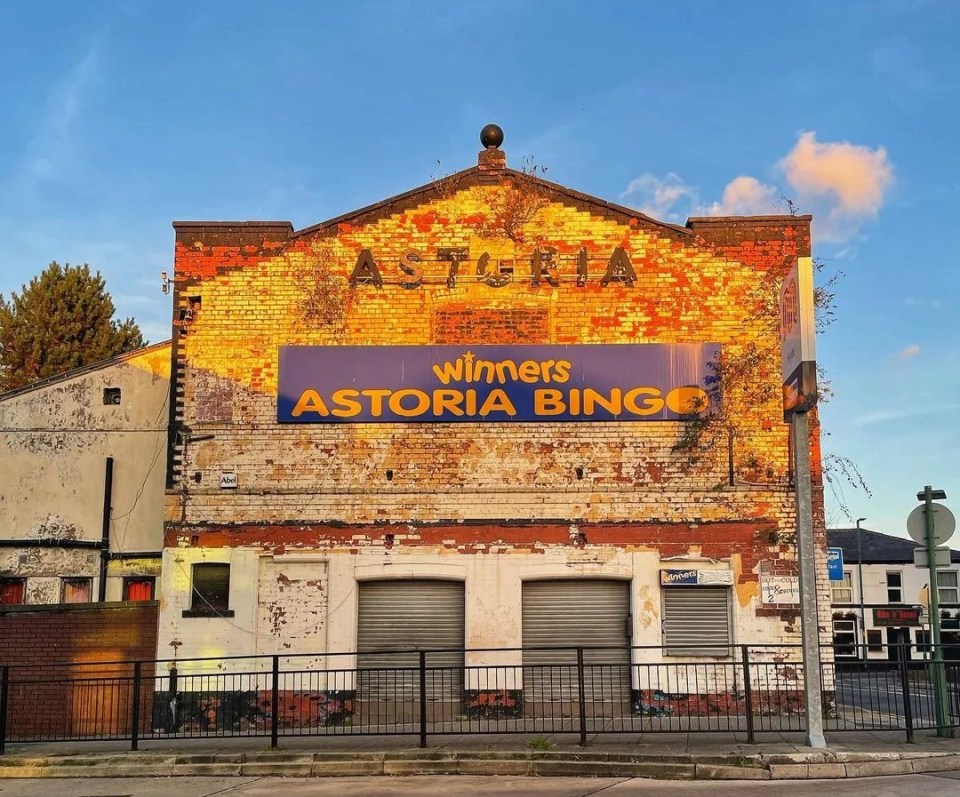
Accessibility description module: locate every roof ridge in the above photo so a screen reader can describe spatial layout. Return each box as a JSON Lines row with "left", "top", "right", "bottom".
{"left": 0, "top": 339, "right": 172, "bottom": 403}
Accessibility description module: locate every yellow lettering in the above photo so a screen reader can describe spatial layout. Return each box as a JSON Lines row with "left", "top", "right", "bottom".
{"left": 518, "top": 360, "right": 541, "bottom": 383}
{"left": 479, "top": 389, "right": 517, "bottom": 417}
{"left": 623, "top": 387, "right": 665, "bottom": 416}
{"left": 569, "top": 388, "right": 581, "bottom": 414}
{"left": 535, "top": 389, "right": 566, "bottom": 415}
{"left": 331, "top": 389, "right": 361, "bottom": 418}
{"left": 389, "top": 389, "right": 430, "bottom": 417}
{"left": 361, "top": 388, "right": 391, "bottom": 417}
{"left": 473, "top": 360, "right": 495, "bottom": 384}
{"left": 583, "top": 388, "right": 622, "bottom": 416}
{"left": 494, "top": 360, "right": 519, "bottom": 383}
{"left": 552, "top": 360, "right": 571, "bottom": 383}
{"left": 291, "top": 389, "right": 329, "bottom": 417}
{"left": 665, "top": 386, "right": 710, "bottom": 415}
{"left": 465, "top": 389, "right": 477, "bottom": 415}
{"left": 433, "top": 389, "right": 464, "bottom": 416}
{"left": 431, "top": 360, "right": 463, "bottom": 384}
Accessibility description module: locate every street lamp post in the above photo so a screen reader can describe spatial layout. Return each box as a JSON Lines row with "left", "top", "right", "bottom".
{"left": 856, "top": 517, "right": 867, "bottom": 662}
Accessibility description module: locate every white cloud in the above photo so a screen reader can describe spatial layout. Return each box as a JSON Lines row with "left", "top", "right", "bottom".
{"left": 896, "top": 344, "right": 920, "bottom": 359}
{"left": 903, "top": 296, "right": 947, "bottom": 310}
{"left": 619, "top": 172, "right": 699, "bottom": 221}
{"left": 620, "top": 131, "right": 893, "bottom": 242}
{"left": 780, "top": 132, "right": 893, "bottom": 241}
{"left": 704, "top": 176, "right": 781, "bottom": 216}
{"left": 851, "top": 408, "right": 911, "bottom": 427}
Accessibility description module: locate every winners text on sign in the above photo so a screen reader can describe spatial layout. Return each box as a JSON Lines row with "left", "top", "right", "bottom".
{"left": 278, "top": 344, "right": 720, "bottom": 424}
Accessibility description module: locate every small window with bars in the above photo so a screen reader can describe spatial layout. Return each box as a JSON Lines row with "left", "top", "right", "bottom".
{"left": 662, "top": 587, "right": 732, "bottom": 657}
{"left": 184, "top": 563, "right": 233, "bottom": 617}
{"left": 866, "top": 629, "right": 884, "bottom": 652}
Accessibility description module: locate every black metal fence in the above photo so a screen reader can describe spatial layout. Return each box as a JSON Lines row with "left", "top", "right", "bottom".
{"left": 1, "top": 643, "right": 958, "bottom": 752}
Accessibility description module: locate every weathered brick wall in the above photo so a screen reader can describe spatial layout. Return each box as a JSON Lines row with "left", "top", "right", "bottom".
{"left": 0, "top": 603, "right": 158, "bottom": 738}
{"left": 162, "top": 156, "right": 827, "bottom": 652}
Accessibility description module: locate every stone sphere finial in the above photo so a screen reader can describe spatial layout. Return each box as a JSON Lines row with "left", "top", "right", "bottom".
{"left": 480, "top": 124, "right": 504, "bottom": 150}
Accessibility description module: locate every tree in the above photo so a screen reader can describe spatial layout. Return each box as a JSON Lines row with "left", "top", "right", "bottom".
{"left": 0, "top": 262, "right": 144, "bottom": 391}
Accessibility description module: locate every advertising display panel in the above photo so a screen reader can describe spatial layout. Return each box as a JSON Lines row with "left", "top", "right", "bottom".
{"left": 278, "top": 343, "right": 720, "bottom": 424}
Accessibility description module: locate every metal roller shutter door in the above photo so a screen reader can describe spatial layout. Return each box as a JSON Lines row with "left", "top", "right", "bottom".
{"left": 522, "top": 580, "right": 631, "bottom": 703}
{"left": 662, "top": 587, "right": 731, "bottom": 656}
{"left": 357, "top": 580, "right": 465, "bottom": 700}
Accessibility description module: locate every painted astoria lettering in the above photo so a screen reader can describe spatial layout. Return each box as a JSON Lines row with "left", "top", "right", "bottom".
{"left": 277, "top": 344, "right": 719, "bottom": 424}
{"left": 349, "top": 245, "right": 637, "bottom": 289}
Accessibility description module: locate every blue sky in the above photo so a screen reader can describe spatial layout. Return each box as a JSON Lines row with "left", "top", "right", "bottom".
{"left": 1, "top": 1, "right": 957, "bottom": 538}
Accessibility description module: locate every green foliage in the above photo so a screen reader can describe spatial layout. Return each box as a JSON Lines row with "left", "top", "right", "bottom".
{"left": 0, "top": 262, "right": 144, "bottom": 391}
{"left": 526, "top": 735, "right": 554, "bottom": 750}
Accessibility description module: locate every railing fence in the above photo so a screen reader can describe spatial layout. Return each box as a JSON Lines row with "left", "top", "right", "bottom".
{"left": 1, "top": 643, "right": 957, "bottom": 752}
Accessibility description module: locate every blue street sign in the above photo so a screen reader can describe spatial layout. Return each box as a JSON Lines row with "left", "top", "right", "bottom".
{"left": 827, "top": 547, "right": 844, "bottom": 581}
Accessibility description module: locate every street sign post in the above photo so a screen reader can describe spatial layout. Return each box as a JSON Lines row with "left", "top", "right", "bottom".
{"left": 913, "top": 486, "right": 955, "bottom": 738}
{"left": 781, "top": 256, "right": 825, "bottom": 749}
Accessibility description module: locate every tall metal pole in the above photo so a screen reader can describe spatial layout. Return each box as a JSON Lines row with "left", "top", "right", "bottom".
{"left": 856, "top": 517, "right": 867, "bottom": 662}
{"left": 792, "top": 411, "right": 826, "bottom": 748}
{"left": 921, "top": 486, "right": 952, "bottom": 737}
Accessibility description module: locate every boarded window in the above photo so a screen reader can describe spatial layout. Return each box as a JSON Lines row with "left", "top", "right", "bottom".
{"left": 62, "top": 578, "right": 92, "bottom": 603}
{"left": 191, "top": 563, "right": 230, "bottom": 613}
{"left": 662, "top": 587, "right": 732, "bottom": 657}
{"left": 123, "top": 577, "right": 155, "bottom": 601}
{"left": 0, "top": 578, "right": 25, "bottom": 605}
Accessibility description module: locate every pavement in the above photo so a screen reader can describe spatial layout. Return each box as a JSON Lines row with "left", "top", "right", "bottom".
{"left": 1, "top": 730, "right": 960, "bottom": 782}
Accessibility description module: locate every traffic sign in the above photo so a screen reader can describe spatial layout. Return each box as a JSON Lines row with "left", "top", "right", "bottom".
{"left": 914, "top": 546, "right": 952, "bottom": 568}
{"left": 906, "top": 503, "right": 955, "bottom": 545}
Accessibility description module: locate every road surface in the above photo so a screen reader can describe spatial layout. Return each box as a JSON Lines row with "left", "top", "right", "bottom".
{"left": 3, "top": 772, "right": 960, "bottom": 797}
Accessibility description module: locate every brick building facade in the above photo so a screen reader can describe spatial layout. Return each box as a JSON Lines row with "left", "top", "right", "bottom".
{"left": 158, "top": 137, "right": 830, "bottom": 716}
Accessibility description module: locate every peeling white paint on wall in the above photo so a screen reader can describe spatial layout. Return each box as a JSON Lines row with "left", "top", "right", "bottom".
{"left": 0, "top": 343, "right": 170, "bottom": 602}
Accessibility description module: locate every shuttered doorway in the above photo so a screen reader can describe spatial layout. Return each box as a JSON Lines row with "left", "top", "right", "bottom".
{"left": 356, "top": 580, "right": 465, "bottom": 707}
{"left": 521, "top": 579, "right": 631, "bottom": 708}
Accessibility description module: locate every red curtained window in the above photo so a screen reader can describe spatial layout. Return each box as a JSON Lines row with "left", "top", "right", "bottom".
{"left": 0, "top": 579, "right": 25, "bottom": 605}
{"left": 123, "top": 578, "right": 154, "bottom": 601}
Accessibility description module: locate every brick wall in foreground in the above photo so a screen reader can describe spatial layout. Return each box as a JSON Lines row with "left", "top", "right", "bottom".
{"left": 0, "top": 602, "right": 158, "bottom": 739}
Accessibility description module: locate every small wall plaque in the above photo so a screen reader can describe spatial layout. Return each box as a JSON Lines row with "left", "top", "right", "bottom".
{"left": 219, "top": 473, "right": 238, "bottom": 489}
